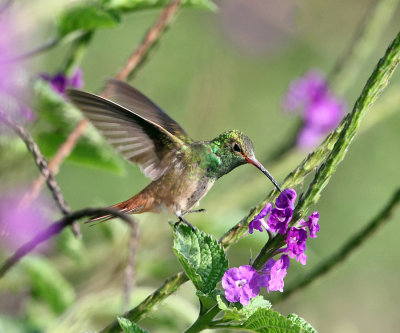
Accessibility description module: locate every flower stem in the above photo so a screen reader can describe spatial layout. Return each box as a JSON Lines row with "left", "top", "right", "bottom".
{"left": 100, "top": 272, "right": 189, "bottom": 333}
{"left": 61, "top": 31, "right": 93, "bottom": 75}
{"left": 183, "top": 305, "right": 221, "bottom": 333}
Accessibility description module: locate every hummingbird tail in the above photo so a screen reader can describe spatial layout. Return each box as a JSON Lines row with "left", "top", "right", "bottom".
{"left": 85, "top": 192, "right": 154, "bottom": 225}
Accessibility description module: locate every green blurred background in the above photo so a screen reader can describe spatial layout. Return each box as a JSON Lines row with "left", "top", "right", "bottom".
{"left": 1, "top": 0, "right": 400, "bottom": 332}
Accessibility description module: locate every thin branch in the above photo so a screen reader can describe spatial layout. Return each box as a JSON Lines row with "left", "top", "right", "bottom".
{"left": 115, "top": 0, "right": 182, "bottom": 81}
{"left": 61, "top": 31, "right": 94, "bottom": 74}
{"left": 271, "top": 188, "right": 400, "bottom": 303}
{"left": 20, "top": 118, "right": 89, "bottom": 208}
{"left": 0, "top": 207, "right": 133, "bottom": 279}
{"left": 0, "top": 111, "right": 80, "bottom": 237}
{"left": 23, "top": 0, "right": 183, "bottom": 207}
{"left": 123, "top": 219, "right": 139, "bottom": 310}
{"left": 100, "top": 271, "right": 188, "bottom": 333}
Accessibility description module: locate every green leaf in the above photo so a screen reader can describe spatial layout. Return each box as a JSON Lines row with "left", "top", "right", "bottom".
{"left": 173, "top": 224, "right": 228, "bottom": 294}
{"left": 35, "top": 131, "right": 125, "bottom": 173}
{"left": 217, "top": 295, "right": 271, "bottom": 322}
{"left": 242, "top": 308, "right": 315, "bottom": 333}
{"left": 118, "top": 317, "right": 149, "bottom": 333}
{"left": 34, "top": 80, "right": 125, "bottom": 173}
{"left": 287, "top": 314, "right": 318, "bottom": 333}
{"left": 57, "top": 3, "right": 121, "bottom": 38}
{"left": 101, "top": 0, "right": 217, "bottom": 12}
{"left": 23, "top": 256, "right": 75, "bottom": 314}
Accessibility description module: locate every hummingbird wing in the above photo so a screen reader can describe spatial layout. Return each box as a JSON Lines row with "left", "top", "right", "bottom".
{"left": 67, "top": 89, "right": 188, "bottom": 180}
{"left": 102, "top": 79, "right": 189, "bottom": 142}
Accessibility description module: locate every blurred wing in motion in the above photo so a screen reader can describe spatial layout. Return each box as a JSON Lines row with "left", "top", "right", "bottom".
{"left": 103, "top": 79, "right": 189, "bottom": 142}
{"left": 67, "top": 89, "right": 188, "bottom": 180}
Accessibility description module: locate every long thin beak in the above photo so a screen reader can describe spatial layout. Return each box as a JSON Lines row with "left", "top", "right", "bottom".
{"left": 245, "top": 156, "right": 281, "bottom": 192}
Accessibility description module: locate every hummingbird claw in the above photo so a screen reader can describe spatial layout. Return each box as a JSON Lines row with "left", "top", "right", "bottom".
{"left": 175, "top": 216, "right": 195, "bottom": 231}
{"left": 183, "top": 208, "right": 207, "bottom": 216}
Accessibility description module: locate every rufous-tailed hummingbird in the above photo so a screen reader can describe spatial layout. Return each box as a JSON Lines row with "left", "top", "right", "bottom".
{"left": 67, "top": 80, "right": 281, "bottom": 228}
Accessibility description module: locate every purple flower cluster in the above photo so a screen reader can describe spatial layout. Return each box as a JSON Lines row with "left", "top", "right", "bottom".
{"left": 40, "top": 68, "right": 84, "bottom": 96}
{"left": 222, "top": 189, "right": 320, "bottom": 306}
{"left": 248, "top": 188, "right": 296, "bottom": 235}
{"left": 283, "top": 70, "right": 345, "bottom": 149}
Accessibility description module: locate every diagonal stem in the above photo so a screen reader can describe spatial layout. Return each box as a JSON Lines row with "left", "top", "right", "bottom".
{"left": 116, "top": 0, "right": 182, "bottom": 81}
{"left": 0, "top": 111, "right": 80, "bottom": 236}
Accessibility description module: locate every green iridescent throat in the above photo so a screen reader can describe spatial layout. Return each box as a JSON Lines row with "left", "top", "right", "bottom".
{"left": 195, "top": 130, "right": 254, "bottom": 179}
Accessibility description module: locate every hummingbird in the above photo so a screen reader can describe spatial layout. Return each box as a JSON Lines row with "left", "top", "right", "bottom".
{"left": 67, "top": 79, "right": 281, "bottom": 228}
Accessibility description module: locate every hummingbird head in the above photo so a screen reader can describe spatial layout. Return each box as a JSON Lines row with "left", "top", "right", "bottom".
{"left": 210, "top": 130, "right": 281, "bottom": 191}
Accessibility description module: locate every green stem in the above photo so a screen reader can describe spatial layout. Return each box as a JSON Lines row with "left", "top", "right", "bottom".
{"left": 209, "top": 324, "right": 254, "bottom": 331}
{"left": 60, "top": 31, "right": 93, "bottom": 74}
{"left": 252, "top": 28, "right": 400, "bottom": 270}
{"left": 183, "top": 305, "right": 221, "bottom": 333}
{"left": 271, "top": 188, "right": 400, "bottom": 303}
{"left": 100, "top": 272, "right": 188, "bottom": 333}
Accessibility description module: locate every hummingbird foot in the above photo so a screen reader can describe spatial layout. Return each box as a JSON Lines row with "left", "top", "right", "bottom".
{"left": 174, "top": 216, "right": 195, "bottom": 231}
{"left": 182, "top": 208, "right": 207, "bottom": 216}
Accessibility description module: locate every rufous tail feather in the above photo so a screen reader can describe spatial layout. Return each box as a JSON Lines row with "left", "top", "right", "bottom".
{"left": 85, "top": 192, "right": 154, "bottom": 225}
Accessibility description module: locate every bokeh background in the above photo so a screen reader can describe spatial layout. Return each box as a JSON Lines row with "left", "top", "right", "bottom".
{"left": 1, "top": 0, "right": 400, "bottom": 332}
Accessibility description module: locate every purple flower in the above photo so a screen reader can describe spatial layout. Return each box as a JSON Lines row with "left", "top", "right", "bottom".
{"left": 275, "top": 188, "right": 297, "bottom": 210}
{"left": 0, "top": 192, "right": 53, "bottom": 252}
{"left": 300, "top": 212, "right": 320, "bottom": 238}
{"left": 284, "top": 70, "right": 328, "bottom": 112}
{"left": 305, "top": 94, "right": 343, "bottom": 131}
{"left": 266, "top": 207, "right": 292, "bottom": 235}
{"left": 283, "top": 227, "right": 308, "bottom": 265}
{"left": 222, "top": 265, "right": 260, "bottom": 305}
{"left": 283, "top": 70, "right": 345, "bottom": 149}
{"left": 248, "top": 203, "right": 272, "bottom": 234}
{"left": 259, "top": 255, "right": 290, "bottom": 292}
{"left": 297, "top": 126, "right": 325, "bottom": 149}
{"left": 40, "top": 68, "right": 84, "bottom": 96}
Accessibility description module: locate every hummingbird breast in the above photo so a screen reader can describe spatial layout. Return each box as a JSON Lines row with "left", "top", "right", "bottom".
{"left": 143, "top": 160, "right": 215, "bottom": 215}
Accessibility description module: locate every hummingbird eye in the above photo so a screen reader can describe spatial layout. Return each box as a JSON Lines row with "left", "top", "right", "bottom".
{"left": 232, "top": 142, "right": 241, "bottom": 153}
